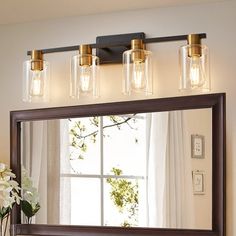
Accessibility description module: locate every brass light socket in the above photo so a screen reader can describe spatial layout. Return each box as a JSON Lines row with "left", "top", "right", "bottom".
{"left": 79, "top": 45, "right": 92, "bottom": 66}
{"left": 131, "top": 39, "right": 145, "bottom": 63}
{"left": 187, "top": 34, "right": 202, "bottom": 57}
{"left": 31, "top": 50, "right": 43, "bottom": 71}
{"left": 131, "top": 39, "right": 145, "bottom": 50}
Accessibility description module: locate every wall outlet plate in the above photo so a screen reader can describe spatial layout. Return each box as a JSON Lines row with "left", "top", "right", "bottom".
{"left": 191, "top": 134, "right": 205, "bottom": 158}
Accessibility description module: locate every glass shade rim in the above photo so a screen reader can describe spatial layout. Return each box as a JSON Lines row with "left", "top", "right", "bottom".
{"left": 71, "top": 54, "right": 100, "bottom": 62}
{"left": 23, "top": 60, "right": 49, "bottom": 67}
{"left": 180, "top": 44, "right": 208, "bottom": 51}
{"left": 123, "top": 49, "right": 152, "bottom": 56}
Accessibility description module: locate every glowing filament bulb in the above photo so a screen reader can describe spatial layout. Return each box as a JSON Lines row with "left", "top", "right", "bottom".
{"left": 80, "top": 65, "right": 91, "bottom": 92}
{"left": 190, "top": 56, "right": 205, "bottom": 87}
{"left": 132, "top": 61, "right": 145, "bottom": 90}
{"left": 30, "top": 70, "right": 43, "bottom": 96}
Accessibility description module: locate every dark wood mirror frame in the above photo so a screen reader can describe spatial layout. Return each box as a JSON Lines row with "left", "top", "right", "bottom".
{"left": 10, "top": 93, "right": 225, "bottom": 236}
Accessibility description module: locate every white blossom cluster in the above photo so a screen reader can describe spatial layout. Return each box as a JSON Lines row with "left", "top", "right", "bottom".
{"left": 21, "top": 167, "right": 39, "bottom": 209}
{"left": 0, "top": 163, "right": 21, "bottom": 210}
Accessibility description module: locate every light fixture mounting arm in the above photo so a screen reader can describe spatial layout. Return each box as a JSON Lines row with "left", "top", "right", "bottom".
{"left": 27, "top": 32, "right": 207, "bottom": 64}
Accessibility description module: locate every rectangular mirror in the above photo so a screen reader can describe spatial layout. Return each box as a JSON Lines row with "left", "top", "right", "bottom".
{"left": 20, "top": 109, "right": 212, "bottom": 229}
{"left": 10, "top": 93, "right": 225, "bottom": 236}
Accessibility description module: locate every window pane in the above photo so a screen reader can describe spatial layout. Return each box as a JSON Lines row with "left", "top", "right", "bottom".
{"left": 104, "top": 178, "right": 147, "bottom": 227}
{"left": 69, "top": 117, "right": 100, "bottom": 174}
{"left": 69, "top": 178, "right": 101, "bottom": 225}
{"left": 103, "top": 114, "right": 146, "bottom": 176}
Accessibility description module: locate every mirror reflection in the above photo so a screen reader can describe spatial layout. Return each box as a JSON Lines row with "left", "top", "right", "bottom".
{"left": 21, "top": 108, "right": 212, "bottom": 229}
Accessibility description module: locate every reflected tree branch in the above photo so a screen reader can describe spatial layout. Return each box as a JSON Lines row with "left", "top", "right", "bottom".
{"left": 73, "top": 114, "right": 136, "bottom": 140}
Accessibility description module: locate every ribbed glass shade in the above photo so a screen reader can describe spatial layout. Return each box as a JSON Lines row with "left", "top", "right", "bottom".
{"left": 70, "top": 54, "right": 100, "bottom": 99}
{"left": 23, "top": 60, "right": 50, "bottom": 102}
{"left": 179, "top": 44, "right": 210, "bottom": 91}
{"left": 123, "top": 49, "right": 152, "bottom": 95}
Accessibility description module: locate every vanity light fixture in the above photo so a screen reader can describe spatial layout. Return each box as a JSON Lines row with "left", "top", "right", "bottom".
{"left": 70, "top": 45, "right": 100, "bottom": 99}
{"left": 23, "top": 32, "right": 208, "bottom": 102}
{"left": 123, "top": 39, "right": 152, "bottom": 95}
{"left": 23, "top": 50, "right": 50, "bottom": 103}
{"left": 179, "top": 34, "right": 210, "bottom": 91}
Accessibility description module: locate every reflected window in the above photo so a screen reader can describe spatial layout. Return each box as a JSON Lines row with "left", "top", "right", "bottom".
{"left": 60, "top": 114, "right": 147, "bottom": 227}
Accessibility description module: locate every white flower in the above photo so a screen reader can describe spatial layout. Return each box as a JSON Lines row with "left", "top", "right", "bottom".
{"left": 21, "top": 167, "right": 40, "bottom": 209}
{"left": 0, "top": 163, "right": 21, "bottom": 212}
{"left": 0, "top": 163, "right": 6, "bottom": 172}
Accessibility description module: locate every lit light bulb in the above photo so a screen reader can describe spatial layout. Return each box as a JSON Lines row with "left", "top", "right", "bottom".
{"left": 30, "top": 70, "right": 43, "bottom": 96}
{"left": 80, "top": 65, "right": 92, "bottom": 92}
{"left": 190, "top": 56, "right": 205, "bottom": 87}
{"left": 132, "top": 61, "right": 145, "bottom": 90}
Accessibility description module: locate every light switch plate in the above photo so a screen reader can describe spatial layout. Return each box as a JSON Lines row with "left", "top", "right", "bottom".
{"left": 192, "top": 170, "right": 205, "bottom": 194}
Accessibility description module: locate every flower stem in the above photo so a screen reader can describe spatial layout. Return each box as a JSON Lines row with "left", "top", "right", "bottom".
{"left": 0, "top": 218, "right": 3, "bottom": 236}
{"left": 4, "top": 214, "right": 9, "bottom": 236}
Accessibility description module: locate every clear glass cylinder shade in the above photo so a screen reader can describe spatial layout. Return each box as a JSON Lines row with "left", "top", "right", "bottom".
{"left": 23, "top": 60, "right": 50, "bottom": 102}
{"left": 179, "top": 44, "right": 210, "bottom": 91}
{"left": 70, "top": 54, "right": 100, "bottom": 99}
{"left": 123, "top": 49, "right": 153, "bottom": 95}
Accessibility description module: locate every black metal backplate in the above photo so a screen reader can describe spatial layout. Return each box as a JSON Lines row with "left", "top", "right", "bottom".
{"left": 96, "top": 32, "right": 145, "bottom": 64}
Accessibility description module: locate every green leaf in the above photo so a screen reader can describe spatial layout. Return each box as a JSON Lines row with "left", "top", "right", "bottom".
{"left": 21, "top": 201, "right": 41, "bottom": 219}
{"left": 21, "top": 200, "right": 34, "bottom": 218}
{"left": 0, "top": 207, "right": 10, "bottom": 220}
{"left": 32, "top": 203, "right": 40, "bottom": 215}
{"left": 106, "top": 167, "right": 139, "bottom": 226}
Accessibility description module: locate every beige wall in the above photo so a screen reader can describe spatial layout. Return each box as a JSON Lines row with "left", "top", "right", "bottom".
{"left": 0, "top": 1, "right": 235, "bottom": 235}
{"left": 184, "top": 108, "right": 212, "bottom": 229}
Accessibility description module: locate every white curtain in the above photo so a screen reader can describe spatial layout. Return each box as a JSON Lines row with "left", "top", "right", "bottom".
{"left": 22, "top": 121, "right": 48, "bottom": 224}
{"left": 22, "top": 120, "right": 62, "bottom": 224}
{"left": 147, "top": 111, "right": 194, "bottom": 228}
{"left": 59, "top": 120, "right": 71, "bottom": 224}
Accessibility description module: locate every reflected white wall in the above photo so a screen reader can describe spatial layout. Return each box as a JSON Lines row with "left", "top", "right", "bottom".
{"left": 184, "top": 108, "right": 212, "bottom": 229}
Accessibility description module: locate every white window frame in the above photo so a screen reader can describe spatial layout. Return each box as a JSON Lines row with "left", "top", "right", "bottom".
{"left": 61, "top": 115, "right": 147, "bottom": 226}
